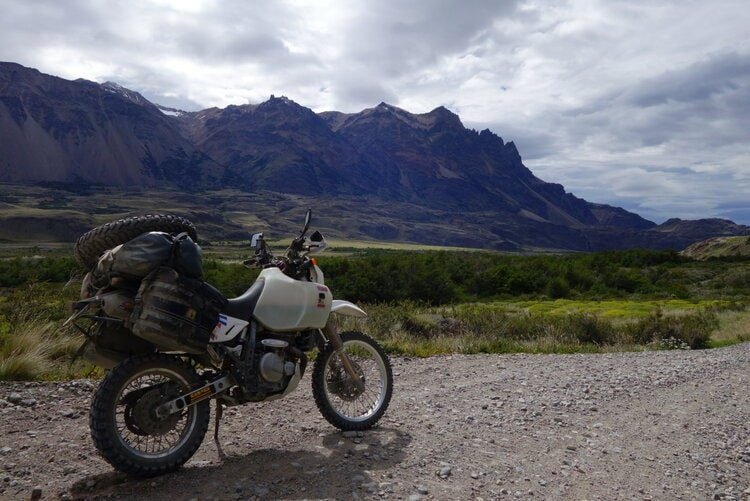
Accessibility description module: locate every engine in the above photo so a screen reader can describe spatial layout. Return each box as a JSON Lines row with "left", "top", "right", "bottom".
{"left": 257, "top": 339, "right": 296, "bottom": 385}
{"left": 224, "top": 333, "right": 307, "bottom": 402}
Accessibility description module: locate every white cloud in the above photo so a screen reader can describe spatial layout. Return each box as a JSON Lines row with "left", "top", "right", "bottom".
{"left": 0, "top": 0, "right": 747, "bottom": 222}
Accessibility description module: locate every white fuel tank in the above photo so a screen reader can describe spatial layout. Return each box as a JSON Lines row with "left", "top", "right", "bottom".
{"left": 253, "top": 267, "right": 332, "bottom": 331}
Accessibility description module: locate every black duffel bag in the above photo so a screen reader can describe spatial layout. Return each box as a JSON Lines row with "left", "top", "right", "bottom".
{"left": 131, "top": 267, "right": 227, "bottom": 354}
{"left": 92, "top": 232, "right": 204, "bottom": 288}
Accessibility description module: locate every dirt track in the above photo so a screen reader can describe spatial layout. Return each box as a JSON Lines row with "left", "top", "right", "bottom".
{"left": 1, "top": 343, "right": 749, "bottom": 500}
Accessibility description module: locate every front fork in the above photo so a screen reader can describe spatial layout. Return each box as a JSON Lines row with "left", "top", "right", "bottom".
{"left": 321, "top": 321, "right": 365, "bottom": 391}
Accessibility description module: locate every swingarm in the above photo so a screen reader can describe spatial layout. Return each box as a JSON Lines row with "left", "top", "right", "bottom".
{"left": 156, "top": 374, "right": 233, "bottom": 418}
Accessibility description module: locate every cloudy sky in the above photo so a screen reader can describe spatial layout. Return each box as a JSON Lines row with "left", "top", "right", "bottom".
{"left": 1, "top": 0, "right": 748, "bottom": 223}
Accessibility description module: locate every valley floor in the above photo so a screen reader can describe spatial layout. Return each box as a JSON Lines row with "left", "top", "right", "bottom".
{"left": 1, "top": 343, "right": 748, "bottom": 500}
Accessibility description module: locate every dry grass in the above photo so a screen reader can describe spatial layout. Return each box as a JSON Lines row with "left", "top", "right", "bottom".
{"left": 0, "top": 307, "right": 84, "bottom": 380}
{"left": 708, "top": 310, "right": 750, "bottom": 348}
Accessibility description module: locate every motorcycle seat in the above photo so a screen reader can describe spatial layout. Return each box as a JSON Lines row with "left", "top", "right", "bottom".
{"left": 223, "top": 279, "right": 265, "bottom": 320}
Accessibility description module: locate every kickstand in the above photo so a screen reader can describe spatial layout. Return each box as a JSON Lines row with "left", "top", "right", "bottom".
{"left": 213, "top": 400, "right": 227, "bottom": 460}
{"left": 213, "top": 399, "right": 224, "bottom": 440}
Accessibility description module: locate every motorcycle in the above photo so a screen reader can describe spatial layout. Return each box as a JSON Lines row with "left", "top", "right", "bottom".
{"left": 66, "top": 210, "right": 393, "bottom": 477}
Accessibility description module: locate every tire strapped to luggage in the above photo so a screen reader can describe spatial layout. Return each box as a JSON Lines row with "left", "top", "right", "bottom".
{"left": 74, "top": 215, "right": 198, "bottom": 269}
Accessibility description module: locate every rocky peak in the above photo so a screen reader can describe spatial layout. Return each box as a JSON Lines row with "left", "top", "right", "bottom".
{"left": 479, "top": 128, "right": 503, "bottom": 144}
{"left": 415, "top": 106, "right": 465, "bottom": 132}
{"left": 259, "top": 94, "right": 301, "bottom": 109}
{"left": 255, "top": 95, "right": 322, "bottom": 123}
{"left": 100, "top": 81, "right": 152, "bottom": 107}
{"left": 343, "top": 102, "right": 466, "bottom": 134}
{"left": 370, "top": 102, "right": 413, "bottom": 121}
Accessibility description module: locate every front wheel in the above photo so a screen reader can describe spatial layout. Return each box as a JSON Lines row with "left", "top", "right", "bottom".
{"left": 89, "top": 354, "right": 210, "bottom": 477}
{"left": 312, "top": 331, "right": 393, "bottom": 431}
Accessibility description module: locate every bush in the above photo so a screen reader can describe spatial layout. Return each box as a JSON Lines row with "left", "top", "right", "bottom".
{"left": 567, "top": 314, "right": 616, "bottom": 345}
{"left": 547, "top": 277, "right": 571, "bottom": 299}
{"left": 604, "top": 269, "right": 647, "bottom": 293}
{"left": 400, "top": 313, "right": 464, "bottom": 339}
{"left": 628, "top": 309, "right": 717, "bottom": 349}
{"left": 0, "top": 255, "right": 83, "bottom": 287}
{"left": 1, "top": 248, "right": 748, "bottom": 305}
{"left": 723, "top": 269, "right": 750, "bottom": 290}
{"left": 203, "top": 259, "right": 259, "bottom": 296}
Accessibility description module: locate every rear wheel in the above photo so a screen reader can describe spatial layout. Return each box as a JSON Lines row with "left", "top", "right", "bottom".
{"left": 312, "top": 331, "right": 393, "bottom": 430}
{"left": 89, "top": 354, "right": 209, "bottom": 477}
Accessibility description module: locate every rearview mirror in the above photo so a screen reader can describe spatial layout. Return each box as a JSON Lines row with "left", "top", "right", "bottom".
{"left": 310, "top": 230, "right": 324, "bottom": 242}
{"left": 250, "top": 232, "right": 264, "bottom": 250}
{"left": 302, "top": 209, "right": 312, "bottom": 235}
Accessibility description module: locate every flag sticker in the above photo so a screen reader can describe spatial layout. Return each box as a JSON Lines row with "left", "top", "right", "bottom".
{"left": 212, "top": 314, "right": 228, "bottom": 338}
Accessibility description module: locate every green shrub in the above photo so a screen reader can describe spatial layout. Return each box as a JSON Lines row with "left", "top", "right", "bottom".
{"left": 0, "top": 256, "right": 83, "bottom": 287}
{"left": 627, "top": 309, "right": 718, "bottom": 349}
{"left": 723, "top": 269, "right": 750, "bottom": 289}
{"left": 567, "top": 314, "right": 617, "bottom": 345}
{"left": 547, "top": 277, "right": 571, "bottom": 299}
{"left": 1, "top": 248, "right": 748, "bottom": 305}
{"left": 203, "top": 259, "right": 259, "bottom": 296}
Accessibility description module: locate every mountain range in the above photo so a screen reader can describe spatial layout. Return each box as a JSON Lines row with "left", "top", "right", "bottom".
{"left": 0, "top": 61, "right": 747, "bottom": 251}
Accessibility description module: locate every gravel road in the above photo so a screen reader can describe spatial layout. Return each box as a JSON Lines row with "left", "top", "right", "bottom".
{"left": 1, "top": 343, "right": 749, "bottom": 500}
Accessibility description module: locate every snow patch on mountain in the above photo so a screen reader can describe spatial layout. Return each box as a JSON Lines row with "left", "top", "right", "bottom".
{"left": 100, "top": 81, "right": 150, "bottom": 106}
{"left": 156, "top": 104, "right": 186, "bottom": 117}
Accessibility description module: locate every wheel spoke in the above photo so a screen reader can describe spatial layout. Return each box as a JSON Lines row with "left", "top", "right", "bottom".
{"left": 323, "top": 339, "right": 389, "bottom": 422}
{"left": 114, "top": 368, "right": 195, "bottom": 458}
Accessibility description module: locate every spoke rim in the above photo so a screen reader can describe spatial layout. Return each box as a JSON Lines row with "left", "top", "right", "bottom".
{"left": 323, "top": 340, "right": 388, "bottom": 422}
{"left": 113, "top": 368, "right": 197, "bottom": 459}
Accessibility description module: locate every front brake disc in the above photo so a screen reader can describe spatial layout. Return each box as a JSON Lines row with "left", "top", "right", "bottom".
{"left": 327, "top": 359, "right": 366, "bottom": 401}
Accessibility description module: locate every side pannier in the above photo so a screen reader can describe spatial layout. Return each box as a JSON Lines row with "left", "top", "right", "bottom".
{"left": 131, "top": 267, "right": 226, "bottom": 354}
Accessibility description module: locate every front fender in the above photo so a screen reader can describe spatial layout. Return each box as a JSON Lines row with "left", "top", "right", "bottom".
{"left": 331, "top": 300, "right": 367, "bottom": 318}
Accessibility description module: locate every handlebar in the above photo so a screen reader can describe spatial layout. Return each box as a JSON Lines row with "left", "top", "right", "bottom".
{"left": 244, "top": 209, "right": 317, "bottom": 279}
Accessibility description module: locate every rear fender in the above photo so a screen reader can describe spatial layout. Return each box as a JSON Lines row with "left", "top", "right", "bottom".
{"left": 331, "top": 300, "right": 367, "bottom": 318}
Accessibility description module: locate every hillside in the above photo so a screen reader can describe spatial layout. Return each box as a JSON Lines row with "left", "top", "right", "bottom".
{"left": 0, "top": 63, "right": 221, "bottom": 187}
{"left": 681, "top": 236, "right": 750, "bottom": 259}
{"left": 0, "top": 62, "right": 747, "bottom": 251}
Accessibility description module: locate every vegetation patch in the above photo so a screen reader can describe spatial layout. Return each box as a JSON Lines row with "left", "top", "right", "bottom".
{"left": 0, "top": 248, "right": 748, "bottom": 379}
{"left": 0, "top": 284, "right": 94, "bottom": 380}
{"left": 681, "top": 236, "right": 750, "bottom": 260}
{"left": 333, "top": 300, "right": 739, "bottom": 357}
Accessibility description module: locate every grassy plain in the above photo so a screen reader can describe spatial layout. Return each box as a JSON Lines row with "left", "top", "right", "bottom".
{"left": 0, "top": 244, "right": 748, "bottom": 380}
{"left": 334, "top": 299, "right": 747, "bottom": 357}
{"left": 0, "top": 183, "right": 548, "bottom": 251}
